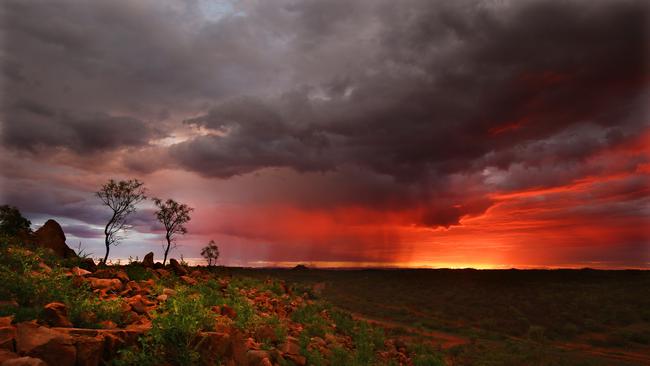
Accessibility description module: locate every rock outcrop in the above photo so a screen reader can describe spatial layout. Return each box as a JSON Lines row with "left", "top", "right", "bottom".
{"left": 142, "top": 252, "right": 154, "bottom": 268}
{"left": 33, "top": 220, "right": 77, "bottom": 259}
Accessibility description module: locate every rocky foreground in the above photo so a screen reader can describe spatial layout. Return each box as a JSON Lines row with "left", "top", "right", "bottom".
{"left": 0, "top": 221, "right": 443, "bottom": 366}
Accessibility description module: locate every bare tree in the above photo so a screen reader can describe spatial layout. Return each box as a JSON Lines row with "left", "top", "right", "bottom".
{"left": 201, "top": 240, "right": 220, "bottom": 266}
{"left": 153, "top": 198, "right": 193, "bottom": 265}
{"left": 96, "top": 179, "right": 147, "bottom": 264}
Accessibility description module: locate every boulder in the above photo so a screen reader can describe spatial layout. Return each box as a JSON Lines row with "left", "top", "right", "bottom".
{"left": 125, "top": 295, "right": 155, "bottom": 314}
{"left": 0, "top": 326, "right": 16, "bottom": 351}
{"left": 15, "top": 322, "right": 76, "bottom": 366}
{"left": 247, "top": 350, "right": 271, "bottom": 366}
{"left": 71, "top": 267, "right": 92, "bottom": 277}
{"left": 73, "top": 336, "right": 103, "bottom": 366}
{"left": 79, "top": 258, "right": 97, "bottom": 272}
{"left": 87, "top": 278, "right": 123, "bottom": 293}
{"left": 180, "top": 275, "right": 197, "bottom": 286}
{"left": 196, "top": 332, "right": 231, "bottom": 364}
{"left": 1, "top": 356, "right": 47, "bottom": 366}
{"left": 43, "top": 302, "right": 73, "bottom": 328}
{"left": 0, "top": 318, "right": 12, "bottom": 327}
{"left": 0, "top": 349, "right": 19, "bottom": 364}
{"left": 33, "top": 220, "right": 77, "bottom": 259}
{"left": 220, "top": 305, "right": 237, "bottom": 320}
{"left": 142, "top": 252, "right": 154, "bottom": 268}
{"left": 52, "top": 328, "right": 141, "bottom": 365}
{"left": 168, "top": 259, "right": 188, "bottom": 276}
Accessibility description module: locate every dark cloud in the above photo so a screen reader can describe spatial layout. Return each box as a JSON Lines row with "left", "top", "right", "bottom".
{"left": 1, "top": 0, "right": 648, "bottom": 230}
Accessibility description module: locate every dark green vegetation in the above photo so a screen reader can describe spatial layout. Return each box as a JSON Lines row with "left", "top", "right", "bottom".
{"left": 210, "top": 267, "right": 650, "bottom": 366}
{"left": 0, "top": 240, "right": 125, "bottom": 328}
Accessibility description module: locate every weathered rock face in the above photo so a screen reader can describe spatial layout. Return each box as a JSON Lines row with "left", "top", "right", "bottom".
{"left": 142, "top": 252, "right": 154, "bottom": 268}
{"left": 16, "top": 322, "right": 76, "bottom": 366}
{"left": 33, "top": 220, "right": 77, "bottom": 259}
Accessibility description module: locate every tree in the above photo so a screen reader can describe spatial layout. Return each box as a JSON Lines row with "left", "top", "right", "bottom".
{"left": 153, "top": 198, "right": 193, "bottom": 266}
{"left": 96, "top": 179, "right": 147, "bottom": 264}
{"left": 200, "top": 240, "right": 220, "bottom": 266}
{"left": 0, "top": 205, "right": 31, "bottom": 236}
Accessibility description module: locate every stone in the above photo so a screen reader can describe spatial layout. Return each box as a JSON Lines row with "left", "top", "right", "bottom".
{"left": 246, "top": 350, "right": 271, "bottom": 366}
{"left": 168, "top": 258, "right": 188, "bottom": 276}
{"left": 0, "top": 349, "right": 19, "bottom": 364}
{"left": 33, "top": 220, "right": 77, "bottom": 259}
{"left": 43, "top": 302, "right": 73, "bottom": 328}
{"left": 52, "top": 328, "right": 141, "bottom": 364}
{"left": 284, "top": 353, "right": 307, "bottom": 366}
{"left": 114, "top": 271, "right": 130, "bottom": 283}
{"left": 126, "top": 295, "right": 155, "bottom": 314}
{"left": 15, "top": 322, "right": 76, "bottom": 366}
{"left": 162, "top": 288, "right": 177, "bottom": 296}
{"left": 73, "top": 336, "right": 103, "bottom": 366}
{"left": 220, "top": 305, "right": 237, "bottom": 320}
{"left": 79, "top": 258, "right": 97, "bottom": 272}
{"left": 0, "top": 326, "right": 16, "bottom": 351}
{"left": 87, "top": 278, "right": 123, "bottom": 293}
{"left": 1, "top": 356, "right": 47, "bottom": 366}
{"left": 98, "top": 321, "right": 117, "bottom": 330}
{"left": 142, "top": 252, "right": 154, "bottom": 268}
{"left": 153, "top": 262, "right": 164, "bottom": 269}
{"left": 155, "top": 268, "right": 170, "bottom": 277}
{"left": 0, "top": 317, "right": 13, "bottom": 327}
{"left": 71, "top": 267, "right": 91, "bottom": 277}
{"left": 179, "top": 275, "right": 197, "bottom": 286}
{"left": 196, "top": 332, "right": 231, "bottom": 364}
{"left": 280, "top": 336, "right": 301, "bottom": 355}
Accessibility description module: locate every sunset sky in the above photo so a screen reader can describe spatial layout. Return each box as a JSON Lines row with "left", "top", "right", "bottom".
{"left": 1, "top": 0, "right": 648, "bottom": 268}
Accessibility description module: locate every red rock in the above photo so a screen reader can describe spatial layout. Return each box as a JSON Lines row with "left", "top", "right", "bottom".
{"left": 220, "top": 305, "right": 237, "bottom": 320}
{"left": 0, "top": 316, "right": 13, "bottom": 327}
{"left": 126, "top": 295, "right": 155, "bottom": 314}
{"left": 1, "top": 356, "right": 47, "bottom": 366}
{"left": 87, "top": 278, "right": 123, "bottom": 293}
{"left": 115, "top": 271, "right": 130, "bottom": 283}
{"left": 168, "top": 258, "right": 188, "bottom": 276}
{"left": 71, "top": 267, "right": 91, "bottom": 277}
{"left": 33, "top": 220, "right": 77, "bottom": 259}
{"left": 16, "top": 322, "right": 76, "bottom": 366}
{"left": 155, "top": 268, "right": 170, "bottom": 277}
{"left": 0, "top": 349, "right": 19, "bottom": 364}
{"left": 180, "top": 275, "right": 197, "bottom": 286}
{"left": 196, "top": 331, "right": 231, "bottom": 364}
{"left": 280, "top": 336, "right": 301, "bottom": 355}
{"left": 142, "top": 252, "right": 154, "bottom": 268}
{"left": 0, "top": 326, "right": 16, "bottom": 351}
{"left": 162, "top": 288, "right": 177, "bottom": 296}
{"left": 37, "top": 262, "right": 52, "bottom": 273}
{"left": 98, "top": 320, "right": 117, "bottom": 330}
{"left": 247, "top": 350, "right": 271, "bottom": 366}
{"left": 73, "top": 335, "right": 103, "bottom": 366}
{"left": 284, "top": 353, "right": 307, "bottom": 366}
{"left": 79, "top": 258, "right": 97, "bottom": 272}
{"left": 43, "top": 302, "right": 73, "bottom": 328}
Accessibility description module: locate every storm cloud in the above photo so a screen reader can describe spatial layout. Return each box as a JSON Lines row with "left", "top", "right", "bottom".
{"left": 1, "top": 0, "right": 648, "bottom": 266}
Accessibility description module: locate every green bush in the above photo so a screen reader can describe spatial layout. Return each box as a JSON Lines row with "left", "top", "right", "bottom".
{"left": 115, "top": 288, "right": 214, "bottom": 366}
{"left": 0, "top": 243, "right": 124, "bottom": 327}
{"left": 410, "top": 343, "right": 445, "bottom": 366}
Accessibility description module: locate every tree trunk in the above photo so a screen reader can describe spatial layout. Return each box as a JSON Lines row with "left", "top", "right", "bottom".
{"left": 103, "top": 214, "right": 115, "bottom": 265}
{"left": 163, "top": 233, "right": 171, "bottom": 266}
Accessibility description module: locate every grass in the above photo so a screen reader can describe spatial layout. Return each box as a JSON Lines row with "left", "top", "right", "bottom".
{"left": 0, "top": 238, "right": 125, "bottom": 328}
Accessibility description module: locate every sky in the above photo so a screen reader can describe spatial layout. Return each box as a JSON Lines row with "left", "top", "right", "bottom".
{"left": 0, "top": 0, "right": 648, "bottom": 268}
